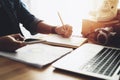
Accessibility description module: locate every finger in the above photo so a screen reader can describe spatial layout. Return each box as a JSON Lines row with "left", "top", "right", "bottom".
{"left": 63, "top": 26, "right": 72, "bottom": 37}
{"left": 13, "top": 41, "right": 26, "bottom": 50}
{"left": 61, "top": 28, "right": 66, "bottom": 33}
{"left": 65, "top": 30, "right": 72, "bottom": 37}
{"left": 11, "top": 34, "right": 25, "bottom": 41}
{"left": 64, "top": 25, "right": 72, "bottom": 31}
{"left": 7, "top": 36, "right": 25, "bottom": 44}
{"left": 64, "top": 32, "right": 72, "bottom": 38}
{"left": 62, "top": 25, "right": 67, "bottom": 31}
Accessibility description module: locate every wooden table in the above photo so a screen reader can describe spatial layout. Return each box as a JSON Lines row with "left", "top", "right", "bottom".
{"left": 0, "top": 57, "right": 102, "bottom": 80}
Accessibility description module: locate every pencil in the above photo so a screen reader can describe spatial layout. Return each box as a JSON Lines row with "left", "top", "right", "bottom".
{"left": 57, "top": 12, "right": 64, "bottom": 26}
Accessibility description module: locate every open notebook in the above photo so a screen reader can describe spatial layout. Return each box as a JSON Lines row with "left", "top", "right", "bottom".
{"left": 28, "top": 33, "right": 88, "bottom": 48}
{"left": 53, "top": 43, "right": 120, "bottom": 80}
{"left": 0, "top": 43, "right": 73, "bottom": 68}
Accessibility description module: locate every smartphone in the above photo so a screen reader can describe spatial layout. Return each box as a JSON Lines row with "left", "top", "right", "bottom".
{"left": 24, "top": 38, "right": 46, "bottom": 44}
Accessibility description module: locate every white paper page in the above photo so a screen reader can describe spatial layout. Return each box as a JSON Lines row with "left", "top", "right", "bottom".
{"left": 0, "top": 43, "right": 73, "bottom": 68}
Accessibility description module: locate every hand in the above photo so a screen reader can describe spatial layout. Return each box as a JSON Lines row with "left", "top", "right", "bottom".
{"left": 0, "top": 34, "right": 26, "bottom": 52}
{"left": 55, "top": 24, "right": 72, "bottom": 38}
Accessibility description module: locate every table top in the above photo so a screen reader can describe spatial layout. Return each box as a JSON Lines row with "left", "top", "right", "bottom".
{"left": 0, "top": 57, "right": 102, "bottom": 80}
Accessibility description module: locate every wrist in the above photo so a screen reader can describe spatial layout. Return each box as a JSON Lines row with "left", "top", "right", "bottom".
{"left": 51, "top": 26, "right": 57, "bottom": 34}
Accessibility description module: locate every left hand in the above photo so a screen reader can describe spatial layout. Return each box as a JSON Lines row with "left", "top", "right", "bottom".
{"left": 0, "top": 34, "right": 26, "bottom": 52}
{"left": 55, "top": 24, "right": 73, "bottom": 38}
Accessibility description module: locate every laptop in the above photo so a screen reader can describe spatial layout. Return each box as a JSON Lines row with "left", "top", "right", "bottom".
{"left": 52, "top": 43, "right": 120, "bottom": 80}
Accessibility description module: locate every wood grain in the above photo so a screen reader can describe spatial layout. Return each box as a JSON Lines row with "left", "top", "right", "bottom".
{"left": 0, "top": 57, "right": 102, "bottom": 80}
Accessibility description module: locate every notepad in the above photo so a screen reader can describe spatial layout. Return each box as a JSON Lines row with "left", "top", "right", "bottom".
{"left": 0, "top": 43, "right": 73, "bottom": 68}
{"left": 30, "top": 33, "right": 88, "bottom": 48}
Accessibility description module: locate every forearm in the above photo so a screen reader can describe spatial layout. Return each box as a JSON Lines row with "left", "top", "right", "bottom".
{"left": 36, "top": 21, "right": 72, "bottom": 38}
{"left": 36, "top": 21, "right": 57, "bottom": 34}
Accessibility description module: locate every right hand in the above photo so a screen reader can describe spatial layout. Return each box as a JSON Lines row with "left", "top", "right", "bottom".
{"left": 0, "top": 34, "right": 26, "bottom": 52}
{"left": 55, "top": 24, "right": 73, "bottom": 38}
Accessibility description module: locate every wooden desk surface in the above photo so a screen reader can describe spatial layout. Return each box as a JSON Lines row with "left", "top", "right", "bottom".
{"left": 0, "top": 57, "right": 102, "bottom": 80}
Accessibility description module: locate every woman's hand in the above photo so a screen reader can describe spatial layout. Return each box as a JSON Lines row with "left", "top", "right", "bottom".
{"left": 55, "top": 24, "right": 73, "bottom": 38}
{"left": 0, "top": 34, "right": 26, "bottom": 52}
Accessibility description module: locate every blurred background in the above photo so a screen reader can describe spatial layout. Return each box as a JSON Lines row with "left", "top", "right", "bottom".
{"left": 21, "top": 0, "right": 120, "bottom": 37}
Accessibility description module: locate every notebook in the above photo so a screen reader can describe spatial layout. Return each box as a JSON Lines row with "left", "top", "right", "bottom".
{"left": 0, "top": 43, "right": 73, "bottom": 68}
{"left": 52, "top": 43, "right": 120, "bottom": 80}
{"left": 29, "top": 33, "right": 88, "bottom": 48}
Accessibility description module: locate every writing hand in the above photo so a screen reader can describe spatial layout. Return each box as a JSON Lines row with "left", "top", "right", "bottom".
{"left": 55, "top": 24, "right": 73, "bottom": 38}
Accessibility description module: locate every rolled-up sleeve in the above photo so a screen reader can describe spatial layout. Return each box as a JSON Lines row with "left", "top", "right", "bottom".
{"left": 15, "top": 0, "right": 42, "bottom": 35}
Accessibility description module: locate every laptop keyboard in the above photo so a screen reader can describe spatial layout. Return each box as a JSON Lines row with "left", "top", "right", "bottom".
{"left": 81, "top": 47, "right": 120, "bottom": 77}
